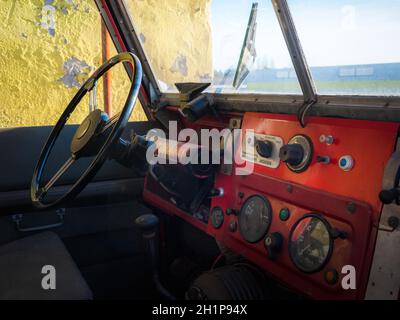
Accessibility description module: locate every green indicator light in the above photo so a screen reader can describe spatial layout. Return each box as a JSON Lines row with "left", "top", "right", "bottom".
{"left": 279, "top": 208, "right": 290, "bottom": 221}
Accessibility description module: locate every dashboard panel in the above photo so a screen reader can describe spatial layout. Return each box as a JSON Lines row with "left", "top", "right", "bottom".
{"left": 238, "top": 113, "right": 398, "bottom": 212}
{"left": 144, "top": 111, "right": 399, "bottom": 299}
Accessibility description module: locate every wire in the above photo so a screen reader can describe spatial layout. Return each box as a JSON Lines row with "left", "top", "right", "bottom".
{"left": 373, "top": 224, "right": 396, "bottom": 232}
{"left": 211, "top": 253, "right": 224, "bottom": 270}
{"left": 297, "top": 99, "right": 316, "bottom": 128}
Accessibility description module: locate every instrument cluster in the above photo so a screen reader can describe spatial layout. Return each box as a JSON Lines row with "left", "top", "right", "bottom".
{"left": 209, "top": 112, "right": 399, "bottom": 299}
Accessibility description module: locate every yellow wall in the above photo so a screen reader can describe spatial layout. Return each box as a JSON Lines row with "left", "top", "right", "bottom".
{"left": 0, "top": 0, "right": 146, "bottom": 128}
{"left": 126, "top": 0, "right": 213, "bottom": 89}
{"left": 0, "top": 0, "right": 213, "bottom": 128}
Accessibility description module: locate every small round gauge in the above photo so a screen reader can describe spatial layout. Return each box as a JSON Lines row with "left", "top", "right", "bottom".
{"left": 239, "top": 195, "right": 272, "bottom": 243}
{"left": 211, "top": 206, "right": 224, "bottom": 229}
{"left": 289, "top": 214, "right": 333, "bottom": 273}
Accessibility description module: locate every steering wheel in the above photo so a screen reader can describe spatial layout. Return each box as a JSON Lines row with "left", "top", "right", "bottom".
{"left": 31, "top": 52, "right": 142, "bottom": 209}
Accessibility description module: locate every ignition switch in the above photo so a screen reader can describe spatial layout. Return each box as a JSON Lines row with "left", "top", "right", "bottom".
{"left": 264, "top": 232, "right": 283, "bottom": 260}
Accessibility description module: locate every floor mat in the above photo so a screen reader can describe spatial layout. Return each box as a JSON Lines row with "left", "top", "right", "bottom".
{"left": 81, "top": 256, "right": 159, "bottom": 300}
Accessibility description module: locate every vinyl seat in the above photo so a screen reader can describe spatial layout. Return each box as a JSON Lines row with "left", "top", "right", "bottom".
{"left": 0, "top": 231, "right": 92, "bottom": 300}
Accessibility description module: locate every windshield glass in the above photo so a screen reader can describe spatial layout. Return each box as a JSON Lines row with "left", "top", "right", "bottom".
{"left": 125, "top": 0, "right": 301, "bottom": 94}
{"left": 288, "top": 0, "right": 400, "bottom": 96}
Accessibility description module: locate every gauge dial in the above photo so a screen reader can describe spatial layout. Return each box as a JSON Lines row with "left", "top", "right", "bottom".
{"left": 211, "top": 206, "right": 224, "bottom": 229}
{"left": 239, "top": 195, "right": 272, "bottom": 243}
{"left": 289, "top": 214, "right": 333, "bottom": 273}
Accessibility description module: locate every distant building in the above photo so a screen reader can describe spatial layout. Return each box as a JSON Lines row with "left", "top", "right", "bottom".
{"left": 245, "top": 62, "right": 400, "bottom": 83}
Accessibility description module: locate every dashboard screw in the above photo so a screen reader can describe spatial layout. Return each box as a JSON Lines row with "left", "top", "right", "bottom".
{"left": 347, "top": 202, "right": 357, "bottom": 214}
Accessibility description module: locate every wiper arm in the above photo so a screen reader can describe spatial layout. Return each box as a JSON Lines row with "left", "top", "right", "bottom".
{"left": 233, "top": 2, "right": 259, "bottom": 89}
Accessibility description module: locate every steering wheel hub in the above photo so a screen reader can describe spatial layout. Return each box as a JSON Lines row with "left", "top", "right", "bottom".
{"left": 76, "top": 117, "right": 91, "bottom": 139}
{"left": 70, "top": 109, "right": 106, "bottom": 156}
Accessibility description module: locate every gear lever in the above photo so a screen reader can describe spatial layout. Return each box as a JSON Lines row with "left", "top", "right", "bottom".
{"left": 135, "top": 214, "right": 175, "bottom": 300}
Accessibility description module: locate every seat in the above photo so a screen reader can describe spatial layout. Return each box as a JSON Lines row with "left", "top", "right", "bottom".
{"left": 0, "top": 231, "right": 92, "bottom": 300}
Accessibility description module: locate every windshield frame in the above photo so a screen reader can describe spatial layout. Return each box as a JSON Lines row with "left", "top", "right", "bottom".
{"left": 97, "top": 0, "right": 400, "bottom": 122}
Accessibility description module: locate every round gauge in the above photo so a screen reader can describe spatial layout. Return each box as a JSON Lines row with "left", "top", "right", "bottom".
{"left": 239, "top": 195, "right": 272, "bottom": 243}
{"left": 211, "top": 206, "right": 224, "bottom": 229}
{"left": 289, "top": 214, "right": 333, "bottom": 273}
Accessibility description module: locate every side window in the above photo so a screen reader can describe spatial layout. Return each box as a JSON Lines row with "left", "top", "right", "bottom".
{"left": 0, "top": 0, "right": 146, "bottom": 128}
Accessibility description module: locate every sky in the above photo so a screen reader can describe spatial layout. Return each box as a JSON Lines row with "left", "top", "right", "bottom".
{"left": 211, "top": 0, "right": 400, "bottom": 71}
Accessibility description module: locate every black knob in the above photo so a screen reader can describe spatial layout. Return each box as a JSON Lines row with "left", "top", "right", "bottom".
{"left": 209, "top": 188, "right": 223, "bottom": 197}
{"left": 279, "top": 144, "right": 304, "bottom": 166}
{"left": 379, "top": 189, "right": 399, "bottom": 204}
{"left": 264, "top": 232, "right": 283, "bottom": 260}
{"left": 255, "top": 140, "right": 273, "bottom": 158}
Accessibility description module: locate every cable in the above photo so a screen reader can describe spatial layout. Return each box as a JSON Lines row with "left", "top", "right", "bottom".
{"left": 297, "top": 99, "right": 316, "bottom": 128}
{"left": 211, "top": 253, "right": 224, "bottom": 270}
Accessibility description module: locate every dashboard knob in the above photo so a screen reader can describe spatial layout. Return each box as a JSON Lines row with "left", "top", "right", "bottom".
{"left": 264, "top": 232, "right": 283, "bottom": 260}
{"left": 279, "top": 144, "right": 304, "bottom": 166}
{"left": 255, "top": 139, "right": 273, "bottom": 158}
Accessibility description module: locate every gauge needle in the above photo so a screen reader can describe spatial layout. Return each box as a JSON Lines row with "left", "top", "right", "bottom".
{"left": 299, "top": 244, "right": 311, "bottom": 256}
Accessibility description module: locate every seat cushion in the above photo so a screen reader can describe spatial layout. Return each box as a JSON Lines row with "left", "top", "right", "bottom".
{"left": 0, "top": 231, "right": 92, "bottom": 300}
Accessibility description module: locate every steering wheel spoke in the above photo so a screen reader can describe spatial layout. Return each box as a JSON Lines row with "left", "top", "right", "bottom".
{"left": 41, "top": 156, "right": 75, "bottom": 196}
{"left": 89, "top": 80, "right": 98, "bottom": 112}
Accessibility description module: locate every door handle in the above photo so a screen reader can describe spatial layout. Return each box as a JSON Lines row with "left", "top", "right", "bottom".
{"left": 12, "top": 208, "right": 65, "bottom": 232}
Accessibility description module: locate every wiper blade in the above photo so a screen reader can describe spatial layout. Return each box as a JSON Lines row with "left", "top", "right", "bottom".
{"left": 233, "top": 2, "right": 259, "bottom": 89}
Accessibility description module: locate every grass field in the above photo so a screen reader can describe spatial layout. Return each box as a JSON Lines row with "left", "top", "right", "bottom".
{"left": 246, "top": 80, "right": 400, "bottom": 95}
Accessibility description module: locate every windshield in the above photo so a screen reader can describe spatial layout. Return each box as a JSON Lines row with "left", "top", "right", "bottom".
{"left": 288, "top": 0, "right": 400, "bottom": 96}
{"left": 125, "top": 0, "right": 301, "bottom": 94}
{"left": 126, "top": 0, "right": 400, "bottom": 97}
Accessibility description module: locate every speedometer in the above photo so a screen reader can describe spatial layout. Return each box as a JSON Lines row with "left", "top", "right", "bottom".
{"left": 239, "top": 195, "right": 272, "bottom": 243}
{"left": 289, "top": 214, "right": 333, "bottom": 273}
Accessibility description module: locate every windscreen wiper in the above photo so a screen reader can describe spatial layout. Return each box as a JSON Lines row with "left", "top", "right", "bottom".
{"left": 233, "top": 2, "right": 259, "bottom": 89}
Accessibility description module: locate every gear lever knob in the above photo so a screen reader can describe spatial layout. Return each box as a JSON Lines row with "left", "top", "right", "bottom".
{"left": 134, "top": 213, "right": 175, "bottom": 300}
{"left": 135, "top": 214, "right": 160, "bottom": 270}
{"left": 135, "top": 214, "right": 159, "bottom": 235}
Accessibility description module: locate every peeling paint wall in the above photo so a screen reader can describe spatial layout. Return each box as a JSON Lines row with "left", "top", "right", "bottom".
{"left": 126, "top": 0, "right": 213, "bottom": 89}
{"left": 0, "top": 0, "right": 146, "bottom": 128}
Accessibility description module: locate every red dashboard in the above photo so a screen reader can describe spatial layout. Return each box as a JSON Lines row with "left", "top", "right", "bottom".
{"left": 143, "top": 110, "right": 399, "bottom": 299}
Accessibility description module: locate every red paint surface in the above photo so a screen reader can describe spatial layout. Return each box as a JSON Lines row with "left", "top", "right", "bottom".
{"left": 239, "top": 113, "right": 398, "bottom": 214}
{"left": 211, "top": 113, "right": 397, "bottom": 299}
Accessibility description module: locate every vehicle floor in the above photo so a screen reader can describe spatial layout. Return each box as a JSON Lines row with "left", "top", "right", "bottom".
{"left": 63, "top": 229, "right": 160, "bottom": 300}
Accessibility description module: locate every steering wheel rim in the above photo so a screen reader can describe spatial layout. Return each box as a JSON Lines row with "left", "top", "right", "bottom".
{"left": 31, "top": 52, "right": 142, "bottom": 209}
